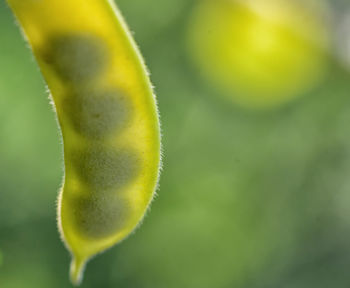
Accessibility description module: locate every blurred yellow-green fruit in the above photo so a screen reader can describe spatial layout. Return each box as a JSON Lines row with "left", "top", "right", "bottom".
{"left": 187, "top": 0, "right": 329, "bottom": 109}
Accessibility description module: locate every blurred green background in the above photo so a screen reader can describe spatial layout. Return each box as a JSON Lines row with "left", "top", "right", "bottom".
{"left": 2, "top": 0, "right": 350, "bottom": 287}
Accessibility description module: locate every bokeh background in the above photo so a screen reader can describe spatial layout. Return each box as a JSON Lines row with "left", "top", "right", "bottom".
{"left": 1, "top": 0, "right": 350, "bottom": 287}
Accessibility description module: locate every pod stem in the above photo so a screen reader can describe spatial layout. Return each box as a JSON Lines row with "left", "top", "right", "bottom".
{"left": 70, "top": 256, "right": 87, "bottom": 286}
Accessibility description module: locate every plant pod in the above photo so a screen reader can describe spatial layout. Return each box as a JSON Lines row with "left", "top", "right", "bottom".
{"left": 6, "top": 0, "right": 161, "bottom": 285}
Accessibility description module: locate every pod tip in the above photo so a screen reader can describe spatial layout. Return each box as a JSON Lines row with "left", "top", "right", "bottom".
{"left": 69, "top": 256, "right": 87, "bottom": 286}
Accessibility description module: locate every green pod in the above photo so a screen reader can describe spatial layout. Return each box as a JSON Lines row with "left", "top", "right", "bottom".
{"left": 6, "top": 0, "right": 161, "bottom": 285}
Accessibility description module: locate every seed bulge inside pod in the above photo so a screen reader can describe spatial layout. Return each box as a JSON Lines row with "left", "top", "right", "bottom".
{"left": 72, "top": 194, "right": 130, "bottom": 239}
{"left": 44, "top": 34, "right": 107, "bottom": 83}
{"left": 64, "top": 88, "right": 131, "bottom": 139}
{"left": 73, "top": 145, "right": 141, "bottom": 191}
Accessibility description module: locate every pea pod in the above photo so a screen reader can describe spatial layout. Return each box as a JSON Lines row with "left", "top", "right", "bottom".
{"left": 6, "top": 0, "right": 161, "bottom": 285}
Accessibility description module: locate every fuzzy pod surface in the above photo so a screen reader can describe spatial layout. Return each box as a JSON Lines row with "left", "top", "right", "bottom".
{"left": 6, "top": 0, "right": 161, "bottom": 285}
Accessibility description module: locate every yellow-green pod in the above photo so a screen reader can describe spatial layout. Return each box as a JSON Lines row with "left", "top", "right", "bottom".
{"left": 6, "top": 0, "right": 161, "bottom": 285}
